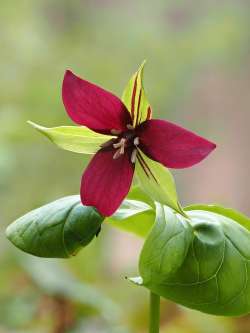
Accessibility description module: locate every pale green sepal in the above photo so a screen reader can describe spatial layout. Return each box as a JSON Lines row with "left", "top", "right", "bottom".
{"left": 127, "top": 185, "right": 154, "bottom": 208}
{"left": 28, "top": 121, "right": 114, "bottom": 154}
{"left": 135, "top": 150, "right": 184, "bottom": 216}
{"left": 106, "top": 199, "right": 155, "bottom": 238}
{"left": 122, "top": 60, "right": 152, "bottom": 127}
{"left": 110, "top": 199, "right": 152, "bottom": 220}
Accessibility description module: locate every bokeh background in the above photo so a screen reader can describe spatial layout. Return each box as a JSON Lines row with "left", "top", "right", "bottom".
{"left": 1, "top": 1, "right": 250, "bottom": 332}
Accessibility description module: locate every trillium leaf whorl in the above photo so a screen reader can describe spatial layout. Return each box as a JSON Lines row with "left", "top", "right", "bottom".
{"left": 136, "top": 204, "right": 250, "bottom": 316}
{"left": 6, "top": 196, "right": 104, "bottom": 258}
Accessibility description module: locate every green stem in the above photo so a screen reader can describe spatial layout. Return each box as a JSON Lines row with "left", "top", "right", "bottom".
{"left": 149, "top": 291, "right": 160, "bottom": 333}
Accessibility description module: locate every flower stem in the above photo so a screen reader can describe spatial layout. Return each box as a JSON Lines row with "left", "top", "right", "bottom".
{"left": 149, "top": 291, "right": 160, "bottom": 333}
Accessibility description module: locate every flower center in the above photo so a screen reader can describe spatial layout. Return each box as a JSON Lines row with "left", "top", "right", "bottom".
{"left": 110, "top": 125, "right": 139, "bottom": 163}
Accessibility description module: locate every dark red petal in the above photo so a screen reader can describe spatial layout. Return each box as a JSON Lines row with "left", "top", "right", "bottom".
{"left": 62, "top": 70, "right": 132, "bottom": 134}
{"left": 81, "top": 149, "right": 134, "bottom": 216}
{"left": 136, "top": 119, "right": 216, "bottom": 169}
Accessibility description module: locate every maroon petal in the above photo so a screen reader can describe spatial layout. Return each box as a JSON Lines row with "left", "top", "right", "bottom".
{"left": 137, "top": 119, "right": 216, "bottom": 169}
{"left": 62, "top": 70, "right": 132, "bottom": 134}
{"left": 81, "top": 149, "right": 134, "bottom": 216}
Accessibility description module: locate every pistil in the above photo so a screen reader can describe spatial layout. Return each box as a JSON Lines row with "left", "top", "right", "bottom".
{"left": 131, "top": 149, "right": 137, "bottom": 163}
{"left": 134, "top": 137, "right": 139, "bottom": 146}
{"left": 112, "top": 135, "right": 140, "bottom": 162}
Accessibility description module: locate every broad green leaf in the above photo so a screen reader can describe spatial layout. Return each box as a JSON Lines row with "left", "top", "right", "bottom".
{"left": 135, "top": 150, "right": 185, "bottom": 216}
{"left": 6, "top": 195, "right": 104, "bottom": 258}
{"left": 106, "top": 199, "right": 155, "bottom": 238}
{"left": 122, "top": 61, "right": 152, "bottom": 127}
{"left": 139, "top": 204, "right": 193, "bottom": 285}
{"left": 185, "top": 204, "right": 250, "bottom": 231}
{"left": 28, "top": 121, "right": 114, "bottom": 154}
{"left": 135, "top": 203, "right": 250, "bottom": 316}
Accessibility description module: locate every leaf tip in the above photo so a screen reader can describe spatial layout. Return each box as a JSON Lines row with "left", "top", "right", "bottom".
{"left": 5, "top": 222, "right": 22, "bottom": 251}
{"left": 5, "top": 224, "right": 12, "bottom": 240}
{"left": 27, "top": 121, "right": 51, "bottom": 141}
{"left": 27, "top": 120, "right": 46, "bottom": 132}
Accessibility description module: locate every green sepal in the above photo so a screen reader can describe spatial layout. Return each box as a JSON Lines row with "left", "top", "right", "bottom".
{"left": 106, "top": 198, "right": 155, "bottom": 238}
{"left": 135, "top": 150, "right": 185, "bottom": 216}
{"left": 122, "top": 61, "right": 152, "bottom": 127}
{"left": 6, "top": 196, "right": 104, "bottom": 258}
{"left": 127, "top": 185, "right": 154, "bottom": 208}
{"left": 136, "top": 203, "right": 250, "bottom": 316}
{"left": 28, "top": 121, "right": 114, "bottom": 154}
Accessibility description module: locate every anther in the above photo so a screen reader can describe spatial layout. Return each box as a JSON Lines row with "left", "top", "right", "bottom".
{"left": 131, "top": 149, "right": 137, "bottom": 163}
{"left": 127, "top": 124, "right": 134, "bottom": 130}
{"left": 113, "top": 138, "right": 126, "bottom": 149}
{"left": 113, "top": 142, "right": 122, "bottom": 148}
{"left": 113, "top": 138, "right": 126, "bottom": 160}
{"left": 113, "top": 150, "right": 122, "bottom": 160}
{"left": 120, "top": 143, "right": 125, "bottom": 154}
{"left": 111, "top": 129, "right": 122, "bottom": 135}
{"left": 134, "top": 137, "right": 139, "bottom": 146}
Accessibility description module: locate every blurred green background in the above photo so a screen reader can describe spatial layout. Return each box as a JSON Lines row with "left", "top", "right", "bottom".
{"left": 1, "top": 0, "right": 250, "bottom": 332}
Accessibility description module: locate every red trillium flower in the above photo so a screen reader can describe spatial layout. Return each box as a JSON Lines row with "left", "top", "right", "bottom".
{"left": 30, "top": 62, "right": 216, "bottom": 217}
